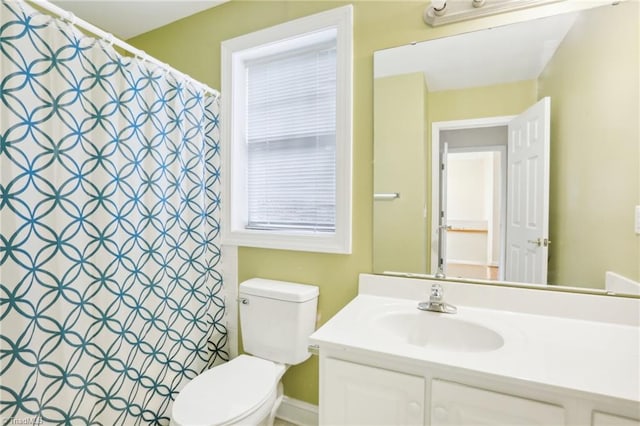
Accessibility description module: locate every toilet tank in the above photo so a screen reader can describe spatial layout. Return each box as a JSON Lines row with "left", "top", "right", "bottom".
{"left": 239, "top": 278, "right": 319, "bottom": 365}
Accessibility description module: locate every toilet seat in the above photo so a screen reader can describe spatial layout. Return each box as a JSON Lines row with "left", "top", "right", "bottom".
{"left": 171, "top": 355, "right": 286, "bottom": 426}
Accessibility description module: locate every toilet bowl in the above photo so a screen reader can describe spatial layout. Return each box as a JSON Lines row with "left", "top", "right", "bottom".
{"left": 171, "top": 355, "right": 287, "bottom": 426}
{"left": 171, "top": 278, "right": 319, "bottom": 426}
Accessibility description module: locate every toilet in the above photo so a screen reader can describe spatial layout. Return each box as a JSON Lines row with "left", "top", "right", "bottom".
{"left": 171, "top": 278, "right": 319, "bottom": 426}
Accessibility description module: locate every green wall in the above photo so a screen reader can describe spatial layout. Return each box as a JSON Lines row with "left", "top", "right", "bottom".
{"left": 428, "top": 80, "right": 538, "bottom": 123}
{"left": 538, "top": 1, "right": 640, "bottom": 287}
{"left": 373, "top": 73, "right": 428, "bottom": 274}
{"left": 128, "top": 0, "right": 634, "bottom": 405}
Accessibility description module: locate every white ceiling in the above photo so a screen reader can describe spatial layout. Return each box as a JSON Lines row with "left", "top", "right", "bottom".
{"left": 374, "top": 12, "right": 579, "bottom": 92}
{"left": 50, "top": 0, "right": 228, "bottom": 40}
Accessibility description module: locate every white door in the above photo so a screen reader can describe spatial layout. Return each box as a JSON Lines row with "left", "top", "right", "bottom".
{"left": 505, "top": 97, "right": 550, "bottom": 284}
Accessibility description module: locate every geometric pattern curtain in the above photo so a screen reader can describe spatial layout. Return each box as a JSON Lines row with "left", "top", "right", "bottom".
{"left": 0, "top": 2, "right": 228, "bottom": 424}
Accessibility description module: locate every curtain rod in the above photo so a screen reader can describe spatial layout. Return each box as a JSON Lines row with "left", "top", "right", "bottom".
{"left": 25, "top": 0, "right": 220, "bottom": 97}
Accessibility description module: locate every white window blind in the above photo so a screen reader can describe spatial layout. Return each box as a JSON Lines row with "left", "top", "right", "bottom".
{"left": 246, "top": 42, "right": 337, "bottom": 232}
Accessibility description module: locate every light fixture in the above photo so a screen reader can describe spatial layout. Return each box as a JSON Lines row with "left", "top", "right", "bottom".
{"left": 424, "top": 0, "right": 565, "bottom": 27}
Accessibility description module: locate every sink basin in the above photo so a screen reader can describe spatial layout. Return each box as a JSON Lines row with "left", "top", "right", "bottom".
{"left": 371, "top": 310, "right": 504, "bottom": 353}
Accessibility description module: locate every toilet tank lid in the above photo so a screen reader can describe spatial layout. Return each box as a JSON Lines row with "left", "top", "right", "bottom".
{"left": 240, "top": 278, "right": 319, "bottom": 302}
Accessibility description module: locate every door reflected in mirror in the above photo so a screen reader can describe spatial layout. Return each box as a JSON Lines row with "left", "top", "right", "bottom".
{"left": 372, "top": 2, "right": 639, "bottom": 295}
{"left": 433, "top": 98, "right": 551, "bottom": 284}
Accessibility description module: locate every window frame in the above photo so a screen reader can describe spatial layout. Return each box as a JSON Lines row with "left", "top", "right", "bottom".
{"left": 221, "top": 5, "right": 353, "bottom": 254}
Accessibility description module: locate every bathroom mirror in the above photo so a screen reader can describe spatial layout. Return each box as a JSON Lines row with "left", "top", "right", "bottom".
{"left": 372, "top": 2, "right": 639, "bottom": 295}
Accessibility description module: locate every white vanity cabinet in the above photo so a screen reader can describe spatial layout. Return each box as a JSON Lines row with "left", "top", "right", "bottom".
{"left": 311, "top": 276, "right": 640, "bottom": 426}
{"left": 318, "top": 351, "right": 640, "bottom": 426}
{"left": 318, "top": 353, "right": 566, "bottom": 426}
{"left": 320, "top": 357, "right": 425, "bottom": 425}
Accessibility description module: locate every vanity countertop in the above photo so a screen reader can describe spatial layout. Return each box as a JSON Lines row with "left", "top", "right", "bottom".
{"left": 310, "top": 293, "right": 640, "bottom": 404}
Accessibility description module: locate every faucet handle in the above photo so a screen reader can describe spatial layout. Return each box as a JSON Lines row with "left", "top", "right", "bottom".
{"left": 430, "top": 283, "right": 443, "bottom": 301}
{"left": 418, "top": 283, "right": 456, "bottom": 314}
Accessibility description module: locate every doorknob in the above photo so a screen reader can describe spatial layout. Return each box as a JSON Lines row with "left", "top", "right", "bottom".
{"left": 528, "top": 238, "right": 551, "bottom": 247}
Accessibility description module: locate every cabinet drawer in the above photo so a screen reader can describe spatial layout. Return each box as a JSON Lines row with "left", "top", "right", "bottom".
{"left": 592, "top": 412, "right": 640, "bottom": 426}
{"left": 431, "top": 379, "right": 565, "bottom": 426}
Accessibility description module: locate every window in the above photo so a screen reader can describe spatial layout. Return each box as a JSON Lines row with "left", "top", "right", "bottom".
{"left": 221, "top": 6, "right": 353, "bottom": 253}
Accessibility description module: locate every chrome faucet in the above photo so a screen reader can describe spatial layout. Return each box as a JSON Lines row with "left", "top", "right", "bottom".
{"left": 417, "top": 284, "right": 457, "bottom": 314}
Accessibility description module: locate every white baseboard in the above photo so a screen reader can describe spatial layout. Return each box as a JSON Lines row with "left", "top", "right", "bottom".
{"left": 276, "top": 396, "right": 319, "bottom": 426}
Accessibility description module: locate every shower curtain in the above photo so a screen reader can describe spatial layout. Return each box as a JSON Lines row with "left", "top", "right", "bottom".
{"left": 0, "top": 2, "right": 228, "bottom": 424}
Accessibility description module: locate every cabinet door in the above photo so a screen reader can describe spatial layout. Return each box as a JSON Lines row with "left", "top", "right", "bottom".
{"left": 431, "top": 379, "right": 565, "bottom": 426}
{"left": 321, "top": 357, "right": 425, "bottom": 426}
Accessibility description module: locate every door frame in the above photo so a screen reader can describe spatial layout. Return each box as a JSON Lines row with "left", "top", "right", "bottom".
{"left": 430, "top": 115, "right": 514, "bottom": 279}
